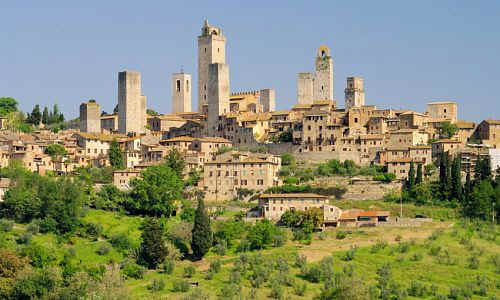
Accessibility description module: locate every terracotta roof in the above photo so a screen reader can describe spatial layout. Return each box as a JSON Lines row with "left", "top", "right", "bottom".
{"left": 427, "top": 101, "right": 456, "bottom": 105}
{"left": 292, "top": 104, "right": 312, "bottom": 109}
{"left": 77, "top": 132, "right": 131, "bottom": 142}
{"left": 271, "top": 110, "right": 292, "bottom": 116}
{"left": 197, "top": 137, "right": 232, "bottom": 143}
{"left": 100, "top": 114, "right": 118, "bottom": 120}
{"left": 312, "top": 100, "right": 334, "bottom": 105}
{"left": 260, "top": 193, "right": 327, "bottom": 199}
{"left": 163, "top": 136, "right": 195, "bottom": 142}
{"left": 386, "top": 158, "right": 423, "bottom": 163}
{"left": 433, "top": 139, "right": 461, "bottom": 144}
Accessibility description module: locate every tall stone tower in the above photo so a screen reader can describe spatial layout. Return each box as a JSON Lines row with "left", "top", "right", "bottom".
{"left": 118, "top": 70, "right": 147, "bottom": 135}
{"left": 207, "top": 63, "right": 230, "bottom": 136}
{"left": 172, "top": 72, "right": 192, "bottom": 113}
{"left": 198, "top": 19, "right": 226, "bottom": 114}
{"left": 297, "top": 73, "right": 314, "bottom": 104}
{"left": 344, "top": 77, "right": 365, "bottom": 109}
{"left": 260, "top": 88, "right": 275, "bottom": 112}
{"left": 79, "top": 100, "right": 101, "bottom": 133}
{"left": 314, "top": 45, "right": 334, "bottom": 101}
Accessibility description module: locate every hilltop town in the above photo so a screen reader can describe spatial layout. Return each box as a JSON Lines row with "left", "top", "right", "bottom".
{"left": 0, "top": 20, "right": 499, "bottom": 300}
{"left": 0, "top": 20, "right": 498, "bottom": 201}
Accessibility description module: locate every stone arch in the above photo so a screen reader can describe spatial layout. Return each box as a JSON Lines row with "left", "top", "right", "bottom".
{"left": 317, "top": 45, "right": 331, "bottom": 57}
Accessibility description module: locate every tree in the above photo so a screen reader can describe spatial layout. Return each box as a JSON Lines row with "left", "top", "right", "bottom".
{"left": 465, "top": 180, "right": 495, "bottom": 219}
{"left": 146, "top": 109, "right": 158, "bottom": 116}
{"left": 416, "top": 163, "right": 423, "bottom": 184}
{"left": 280, "top": 153, "right": 296, "bottom": 167}
{"left": 451, "top": 155, "right": 463, "bottom": 202}
{"left": 439, "top": 151, "right": 451, "bottom": 200}
{"left": 108, "top": 139, "right": 124, "bottom": 169}
{"left": 464, "top": 171, "right": 472, "bottom": 198}
{"left": 45, "top": 144, "right": 67, "bottom": 158}
{"left": 139, "top": 218, "right": 168, "bottom": 269}
{"left": 42, "top": 107, "right": 49, "bottom": 124}
{"left": 191, "top": 196, "right": 212, "bottom": 259}
{"left": 407, "top": 161, "right": 416, "bottom": 190}
{"left": 0, "top": 97, "right": 18, "bottom": 117}
{"left": 28, "top": 105, "right": 42, "bottom": 125}
{"left": 127, "top": 164, "right": 183, "bottom": 217}
{"left": 440, "top": 121, "right": 458, "bottom": 139}
{"left": 165, "top": 148, "right": 185, "bottom": 178}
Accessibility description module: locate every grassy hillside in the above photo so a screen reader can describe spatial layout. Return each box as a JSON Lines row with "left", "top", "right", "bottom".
{"left": 1, "top": 205, "right": 499, "bottom": 299}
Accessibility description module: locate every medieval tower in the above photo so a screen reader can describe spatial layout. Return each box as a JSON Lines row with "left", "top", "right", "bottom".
{"left": 259, "top": 89, "right": 276, "bottom": 112}
{"left": 198, "top": 20, "right": 226, "bottom": 114}
{"left": 118, "top": 70, "right": 146, "bottom": 135}
{"left": 207, "top": 63, "right": 230, "bottom": 136}
{"left": 172, "top": 72, "right": 192, "bottom": 113}
{"left": 344, "top": 77, "right": 365, "bottom": 109}
{"left": 297, "top": 45, "right": 334, "bottom": 104}
{"left": 314, "top": 45, "right": 334, "bottom": 101}
{"left": 79, "top": 99, "right": 101, "bottom": 133}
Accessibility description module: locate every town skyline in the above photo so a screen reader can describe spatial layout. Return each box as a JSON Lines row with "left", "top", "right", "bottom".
{"left": 1, "top": 1, "right": 499, "bottom": 121}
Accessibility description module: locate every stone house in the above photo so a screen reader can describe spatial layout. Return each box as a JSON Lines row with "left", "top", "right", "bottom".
{"left": 385, "top": 158, "right": 424, "bottom": 180}
{"left": 203, "top": 151, "right": 281, "bottom": 201}
{"left": 258, "top": 193, "right": 338, "bottom": 221}
{"left": 147, "top": 115, "right": 187, "bottom": 132}
{"left": 100, "top": 114, "right": 118, "bottom": 132}
{"left": 113, "top": 169, "right": 141, "bottom": 190}
{"left": 431, "top": 139, "right": 463, "bottom": 159}
{"left": 475, "top": 120, "right": 500, "bottom": 149}
{"left": 426, "top": 101, "right": 458, "bottom": 123}
{"left": 388, "top": 129, "right": 428, "bottom": 147}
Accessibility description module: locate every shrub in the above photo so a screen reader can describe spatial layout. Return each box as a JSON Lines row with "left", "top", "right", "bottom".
{"left": 295, "top": 254, "right": 307, "bottom": 268}
{"left": 121, "top": 263, "right": 145, "bottom": 279}
{"left": 21, "top": 243, "right": 57, "bottom": 268}
{"left": 370, "top": 239, "right": 388, "bottom": 253}
{"left": 408, "top": 280, "right": 427, "bottom": 297}
{"left": 162, "top": 259, "right": 174, "bottom": 275}
{"left": 301, "top": 265, "right": 322, "bottom": 283}
{"left": 410, "top": 252, "right": 423, "bottom": 262}
{"left": 109, "top": 233, "right": 133, "bottom": 252}
{"left": 83, "top": 222, "right": 103, "bottom": 239}
{"left": 26, "top": 222, "right": 40, "bottom": 235}
{"left": 395, "top": 234, "right": 402, "bottom": 242}
{"left": 220, "top": 283, "right": 242, "bottom": 299}
{"left": 209, "top": 259, "right": 221, "bottom": 274}
{"left": 269, "top": 280, "right": 283, "bottom": 299}
{"left": 428, "top": 229, "right": 443, "bottom": 241}
{"left": 172, "top": 279, "right": 190, "bottom": 293}
{"left": 0, "top": 219, "right": 14, "bottom": 232}
{"left": 294, "top": 281, "right": 307, "bottom": 296}
{"left": 396, "top": 241, "right": 410, "bottom": 253}
{"left": 38, "top": 217, "right": 57, "bottom": 233}
{"left": 467, "top": 254, "right": 480, "bottom": 269}
{"left": 16, "top": 233, "right": 33, "bottom": 245}
{"left": 490, "top": 254, "right": 500, "bottom": 273}
{"left": 96, "top": 244, "right": 110, "bottom": 256}
{"left": 148, "top": 278, "right": 166, "bottom": 292}
{"left": 429, "top": 245, "right": 441, "bottom": 256}
{"left": 230, "top": 269, "right": 242, "bottom": 284}
{"left": 342, "top": 247, "right": 357, "bottom": 261}
{"left": 214, "top": 240, "right": 227, "bottom": 256}
{"left": 183, "top": 265, "right": 196, "bottom": 278}
{"left": 336, "top": 230, "right": 347, "bottom": 240}
{"left": 318, "top": 231, "right": 327, "bottom": 240}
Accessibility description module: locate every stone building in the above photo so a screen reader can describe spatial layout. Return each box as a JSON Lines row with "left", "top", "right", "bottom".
{"left": 259, "top": 88, "right": 276, "bottom": 113}
{"left": 198, "top": 20, "right": 226, "bottom": 114}
{"left": 79, "top": 100, "right": 101, "bottom": 133}
{"left": 344, "top": 77, "right": 365, "bottom": 109}
{"left": 258, "top": 193, "right": 329, "bottom": 220}
{"left": 297, "top": 46, "right": 335, "bottom": 105}
{"left": 172, "top": 72, "right": 192, "bottom": 113}
{"left": 426, "top": 101, "right": 458, "bottom": 123}
{"left": 475, "top": 120, "right": 500, "bottom": 148}
{"left": 147, "top": 115, "right": 187, "bottom": 132}
{"left": 385, "top": 158, "right": 424, "bottom": 180}
{"left": 207, "top": 63, "right": 230, "bottom": 136}
{"left": 113, "top": 169, "right": 141, "bottom": 190}
{"left": 203, "top": 151, "right": 281, "bottom": 201}
{"left": 118, "top": 70, "right": 147, "bottom": 135}
{"left": 100, "top": 114, "right": 118, "bottom": 132}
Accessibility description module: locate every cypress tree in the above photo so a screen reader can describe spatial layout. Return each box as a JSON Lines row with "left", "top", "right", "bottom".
{"left": 416, "top": 163, "right": 423, "bottom": 184}
{"left": 439, "top": 151, "right": 449, "bottom": 200}
{"left": 42, "top": 106, "right": 49, "bottom": 124}
{"left": 109, "top": 139, "right": 124, "bottom": 169}
{"left": 139, "top": 218, "right": 168, "bottom": 269}
{"left": 408, "top": 161, "right": 416, "bottom": 189}
{"left": 451, "top": 155, "right": 463, "bottom": 202}
{"left": 481, "top": 157, "right": 491, "bottom": 181}
{"left": 191, "top": 196, "right": 212, "bottom": 260}
{"left": 465, "top": 171, "right": 472, "bottom": 198}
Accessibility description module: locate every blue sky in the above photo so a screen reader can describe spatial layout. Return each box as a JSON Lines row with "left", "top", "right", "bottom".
{"left": 1, "top": 1, "right": 499, "bottom": 121}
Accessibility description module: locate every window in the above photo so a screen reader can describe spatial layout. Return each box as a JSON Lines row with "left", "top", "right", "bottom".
{"left": 354, "top": 118, "right": 358, "bottom": 123}
{"left": 186, "top": 80, "right": 189, "bottom": 91}
{"left": 176, "top": 79, "right": 181, "bottom": 92}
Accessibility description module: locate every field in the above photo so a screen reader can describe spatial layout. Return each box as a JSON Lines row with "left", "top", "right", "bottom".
{"left": 1, "top": 203, "right": 499, "bottom": 299}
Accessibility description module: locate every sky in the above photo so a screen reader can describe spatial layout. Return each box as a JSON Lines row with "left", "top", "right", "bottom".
{"left": 1, "top": 1, "right": 499, "bottom": 122}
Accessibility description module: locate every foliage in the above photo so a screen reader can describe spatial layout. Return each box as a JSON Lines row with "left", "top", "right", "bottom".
{"left": 0, "top": 97, "right": 19, "bottom": 117}
{"left": 165, "top": 148, "right": 185, "bottom": 178}
{"left": 108, "top": 139, "right": 124, "bottom": 169}
{"left": 185, "top": 168, "right": 201, "bottom": 187}
{"left": 246, "top": 220, "right": 283, "bottom": 250}
{"left": 191, "top": 197, "right": 213, "bottom": 259}
{"left": 95, "top": 184, "right": 126, "bottom": 211}
{"left": 266, "top": 184, "right": 347, "bottom": 199}
{"left": 373, "top": 172, "right": 396, "bottom": 183}
{"left": 183, "top": 265, "right": 196, "bottom": 278}
{"left": 440, "top": 121, "right": 458, "bottom": 138}
{"left": 216, "top": 146, "right": 233, "bottom": 155}
{"left": 139, "top": 218, "right": 168, "bottom": 269}
{"left": 172, "top": 279, "right": 190, "bottom": 292}
{"left": 280, "top": 153, "right": 296, "bottom": 167}
{"left": 279, "top": 208, "right": 323, "bottom": 229}
{"left": 127, "top": 163, "right": 183, "bottom": 217}
{"left": 122, "top": 263, "right": 145, "bottom": 279}
{"left": 148, "top": 278, "right": 166, "bottom": 292}
{"left": 44, "top": 143, "right": 67, "bottom": 157}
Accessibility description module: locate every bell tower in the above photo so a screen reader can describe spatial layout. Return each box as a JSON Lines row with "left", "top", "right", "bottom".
{"left": 314, "top": 45, "right": 334, "bottom": 101}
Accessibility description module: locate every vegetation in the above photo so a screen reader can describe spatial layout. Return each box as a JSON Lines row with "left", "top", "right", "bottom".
{"left": 440, "top": 121, "right": 458, "bottom": 139}
{"left": 108, "top": 139, "right": 124, "bottom": 169}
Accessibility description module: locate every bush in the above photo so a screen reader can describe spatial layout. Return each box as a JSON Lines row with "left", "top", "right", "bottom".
{"left": 109, "top": 233, "right": 133, "bottom": 253}
{"left": 84, "top": 222, "right": 103, "bottom": 239}
{"left": 370, "top": 239, "right": 388, "bottom": 253}
{"left": 214, "top": 240, "right": 227, "bottom": 256}
{"left": 467, "top": 254, "right": 480, "bottom": 269}
{"left": 490, "top": 254, "right": 500, "bottom": 273}
{"left": 410, "top": 252, "right": 423, "bottom": 262}
{"left": 396, "top": 242, "right": 410, "bottom": 253}
{"left": 121, "top": 263, "right": 145, "bottom": 279}
{"left": 21, "top": 243, "right": 57, "bottom": 268}
{"left": 183, "top": 265, "right": 196, "bottom": 278}
{"left": 16, "top": 233, "right": 33, "bottom": 245}
{"left": 96, "top": 244, "right": 110, "bottom": 256}
{"left": 336, "top": 230, "right": 347, "bottom": 240}
{"left": 148, "top": 278, "right": 166, "bottom": 292}
{"left": 295, "top": 254, "right": 307, "bottom": 268}
{"left": 38, "top": 217, "right": 57, "bottom": 233}
{"left": 294, "top": 281, "right": 307, "bottom": 296}
{"left": 342, "top": 247, "right": 357, "bottom": 261}
{"left": 26, "top": 222, "right": 40, "bottom": 235}
{"left": 220, "top": 283, "right": 242, "bottom": 299}
{"left": 0, "top": 219, "right": 14, "bottom": 232}
{"left": 269, "top": 281, "right": 283, "bottom": 299}
{"left": 395, "top": 234, "right": 402, "bottom": 242}
{"left": 162, "top": 259, "right": 174, "bottom": 274}
{"left": 209, "top": 259, "right": 221, "bottom": 274}
{"left": 172, "top": 279, "right": 190, "bottom": 293}
{"left": 408, "top": 280, "right": 427, "bottom": 297}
